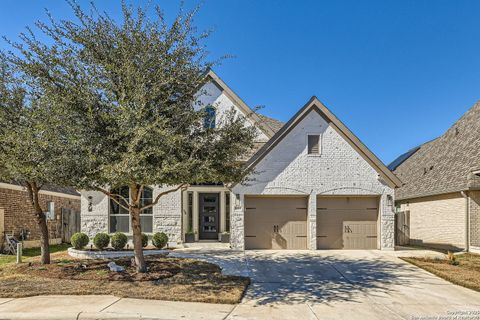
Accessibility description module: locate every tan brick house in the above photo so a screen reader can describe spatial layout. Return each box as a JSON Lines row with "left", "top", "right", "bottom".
{"left": 391, "top": 100, "right": 480, "bottom": 252}
{"left": 0, "top": 182, "right": 80, "bottom": 249}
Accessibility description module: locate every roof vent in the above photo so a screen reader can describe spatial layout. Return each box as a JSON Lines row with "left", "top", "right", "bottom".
{"left": 455, "top": 127, "right": 459, "bottom": 136}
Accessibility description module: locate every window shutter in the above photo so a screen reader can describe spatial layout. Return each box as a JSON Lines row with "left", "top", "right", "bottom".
{"left": 308, "top": 135, "right": 320, "bottom": 154}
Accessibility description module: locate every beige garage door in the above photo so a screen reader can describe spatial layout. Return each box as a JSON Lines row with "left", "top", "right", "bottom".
{"left": 245, "top": 196, "right": 307, "bottom": 250}
{"left": 317, "top": 196, "right": 379, "bottom": 249}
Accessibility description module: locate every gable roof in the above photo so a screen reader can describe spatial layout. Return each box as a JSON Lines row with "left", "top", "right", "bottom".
{"left": 394, "top": 100, "right": 480, "bottom": 200}
{"left": 243, "top": 96, "right": 402, "bottom": 188}
{"left": 205, "top": 70, "right": 277, "bottom": 139}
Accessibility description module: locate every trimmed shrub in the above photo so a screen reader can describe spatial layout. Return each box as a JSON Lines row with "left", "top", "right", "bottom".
{"left": 111, "top": 232, "right": 128, "bottom": 250}
{"left": 71, "top": 232, "right": 89, "bottom": 249}
{"left": 152, "top": 232, "right": 168, "bottom": 249}
{"left": 93, "top": 233, "right": 110, "bottom": 250}
{"left": 141, "top": 233, "right": 149, "bottom": 248}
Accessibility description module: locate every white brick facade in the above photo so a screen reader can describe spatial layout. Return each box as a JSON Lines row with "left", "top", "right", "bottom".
{"left": 80, "top": 186, "right": 182, "bottom": 242}
{"left": 80, "top": 74, "right": 398, "bottom": 251}
{"left": 232, "top": 108, "right": 395, "bottom": 250}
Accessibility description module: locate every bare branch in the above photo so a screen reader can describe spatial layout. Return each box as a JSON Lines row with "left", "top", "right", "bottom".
{"left": 95, "top": 187, "right": 131, "bottom": 211}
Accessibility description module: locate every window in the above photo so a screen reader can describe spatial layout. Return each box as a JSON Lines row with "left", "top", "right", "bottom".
{"left": 187, "top": 191, "right": 193, "bottom": 232}
{"left": 225, "top": 192, "right": 230, "bottom": 232}
{"left": 308, "top": 135, "right": 320, "bottom": 154}
{"left": 204, "top": 105, "right": 216, "bottom": 129}
{"left": 109, "top": 186, "right": 153, "bottom": 233}
{"left": 46, "top": 202, "right": 55, "bottom": 220}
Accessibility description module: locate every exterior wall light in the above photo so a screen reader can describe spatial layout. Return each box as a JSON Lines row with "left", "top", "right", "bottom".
{"left": 88, "top": 196, "right": 93, "bottom": 212}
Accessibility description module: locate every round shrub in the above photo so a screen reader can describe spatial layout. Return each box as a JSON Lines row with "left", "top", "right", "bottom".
{"left": 71, "top": 232, "right": 89, "bottom": 250}
{"left": 141, "top": 233, "right": 149, "bottom": 248}
{"left": 93, "top": 233, "right": 110, "bottom": 250}
{"left": 152, "top": 232, "right": 168, "bottom": 249}
{"left": 111, "top": 232, "right": 128, "bottom": 250}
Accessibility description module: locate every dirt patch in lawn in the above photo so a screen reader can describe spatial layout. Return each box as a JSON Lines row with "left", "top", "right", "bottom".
{"left": 401, "top": 253, "right": 480, "bottom": 292}
{"left": 0, "top": 252, "right": 250, "bottom": 304}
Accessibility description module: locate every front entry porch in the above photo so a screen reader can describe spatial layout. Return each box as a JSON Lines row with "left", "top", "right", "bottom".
{"left": 182, "top": 186, "right": 231, "bottom": 243}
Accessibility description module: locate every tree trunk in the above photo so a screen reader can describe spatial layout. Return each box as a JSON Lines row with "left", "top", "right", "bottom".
{"left": 131, "top": 206, "right": 146, "bottom": 273}
{"left": 26, "top": 181, "right": 50, "bottom": 264}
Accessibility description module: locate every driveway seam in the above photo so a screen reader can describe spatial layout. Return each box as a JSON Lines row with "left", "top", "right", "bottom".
{"left": 327, "top": 260, "right": 407, "bottom": 320}
{"left": 98, "top": 296, "right": 122, "bottom": 313}
{"left": 222, "top": 304, "right": 238, "bottom": 320}
{"left": 0, "top": 298, "right": 14, "bottom": 306}
{"left": 306, "top": 303, "right": 320, "bottom": 320}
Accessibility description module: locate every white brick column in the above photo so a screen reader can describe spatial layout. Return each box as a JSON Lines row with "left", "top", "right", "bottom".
{"left": 308, "top": 192, "right": 317, "bottom": 250}
{"left": 230, "top": 193, "right": 245, "bottom": 250}
{"left": 380, "top": 193, "right": 395, "bottom": 250}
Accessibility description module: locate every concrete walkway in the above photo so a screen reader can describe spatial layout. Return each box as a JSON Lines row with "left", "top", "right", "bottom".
{"left": 1, "top": 248, "right": 480, "bottom": 319}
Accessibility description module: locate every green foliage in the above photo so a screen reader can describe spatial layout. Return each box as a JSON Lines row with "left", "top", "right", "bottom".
{"left": 152, "top": 232, "right": 168, "bottom": 249}
{"left": 141, "top": 233, "right": 149, "bottom": 248}
{"left": 111, "top": 232, "right": 128, "bottom": 250}
{"left": 71, "top": 233, "right": 89, "bottom": 250}
{"left": 93, "top": 233, "right": 110, "bottom": 250}
{"left": 4, "top": 1, "right": 257, "bottom": 270}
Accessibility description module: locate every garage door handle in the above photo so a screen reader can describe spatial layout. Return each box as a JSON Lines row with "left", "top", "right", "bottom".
{"left": 245, "top": 235, "right": 256, "bottom": 238}
{"left": 296, "top": 236, "right": 307, "bottom": 238}
{"left": 366, "top": 236, "right": 377, "bottom": 238}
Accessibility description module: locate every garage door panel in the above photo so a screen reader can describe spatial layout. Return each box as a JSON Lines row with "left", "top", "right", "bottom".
{"left": 245, "top": 196, "right": 307, "bottom": 250}
{"left": 317, "top": 196, "right": 379, "bottom": 250}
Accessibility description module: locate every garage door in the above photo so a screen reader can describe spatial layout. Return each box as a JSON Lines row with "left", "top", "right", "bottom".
{"left": 245, "top": 196, "right": 307, "bottom": 249}
{"left": 317, "top": 196, "right": 379, "bottom": 249}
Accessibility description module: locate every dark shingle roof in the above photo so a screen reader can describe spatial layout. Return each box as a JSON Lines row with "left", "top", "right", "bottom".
{"left": 394, "top": 100, "right": 480, "bottom": 200}
{"left": 257, "top": 114, "right": 284, "bottom": 133}
{"left": 6, "top": 181, "right": 80, "bottom": 196}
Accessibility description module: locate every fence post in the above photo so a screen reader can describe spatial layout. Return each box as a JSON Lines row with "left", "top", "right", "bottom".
{"left": 16, "top": 242, "right": 22, "bottom": 263}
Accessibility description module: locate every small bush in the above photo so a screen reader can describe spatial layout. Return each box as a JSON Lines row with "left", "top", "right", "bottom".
{"left": 152, "top": 232, "right": 168, "bottom": 249}
{"left": 111, "top": 232, "right": 128, "bottom": 250}
{"left": 93, "top": 233, "right": 110, "bottom": 250}
{"left": 71, "top": 232, "right": 89, "bottom": 249}
{"left": 141, "top": 233, "right": 149, "bottom": 248}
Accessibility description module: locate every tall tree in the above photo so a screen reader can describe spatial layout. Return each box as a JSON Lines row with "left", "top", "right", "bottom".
{"left": 9, "top": 2, "right": 257, "bottom": 272}
{"left": 0, "top": 56, "right": 81, "bottom": 264}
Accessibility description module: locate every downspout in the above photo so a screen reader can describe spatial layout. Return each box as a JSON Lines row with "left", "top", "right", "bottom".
{"left": 460, "top": 191, "right": 469, "bottom": 252}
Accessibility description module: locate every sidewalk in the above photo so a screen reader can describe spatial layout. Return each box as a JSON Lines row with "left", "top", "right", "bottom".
{"left": 0, "top": 295, "right": 328, "bottom": 320}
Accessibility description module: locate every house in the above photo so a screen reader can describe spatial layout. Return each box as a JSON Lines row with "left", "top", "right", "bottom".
{"left": 0, "top": 182, "right": 81, "bottom": 249}
{"left": 391, "top": 100, "right": 480, "bottom": 252}
{"left": 81, "top": 70, "right": 401, "bottom": 250}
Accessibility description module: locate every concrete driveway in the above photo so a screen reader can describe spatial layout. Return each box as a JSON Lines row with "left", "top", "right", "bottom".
{"left": 172, "top": 248, "right": 480, "bottom": 319}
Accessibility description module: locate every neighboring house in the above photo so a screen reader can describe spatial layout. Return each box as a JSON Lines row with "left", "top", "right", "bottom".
{"left": 0, "top": 182, "right": 81, "bottom": 249}
{"left": 391, "top": 100, "right": 480, "bottom": 252}
{"left": 81, "top": 70, "right": 401, "bottom": 250}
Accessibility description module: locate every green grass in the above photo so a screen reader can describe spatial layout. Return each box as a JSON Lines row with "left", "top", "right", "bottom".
{"left": 0, "top": 243, "right": 70, "bottom": 266}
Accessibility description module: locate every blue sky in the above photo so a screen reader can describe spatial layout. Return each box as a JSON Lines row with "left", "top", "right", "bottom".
{"left": 1, "top": 1, "right": 479, "bottom": 164}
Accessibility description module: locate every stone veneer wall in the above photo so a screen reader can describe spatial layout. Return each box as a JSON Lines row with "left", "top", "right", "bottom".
{"left": 0, "top": 186, "right": 80, "bottom": 242}
{"left": 232, "top": 109, "right": 395, "bottom": 250}
{"left": 80, "top": 186, "right": 182, "bottom": 243}
{"left": 470, "top": 191, "right": 480, "bottom": 248}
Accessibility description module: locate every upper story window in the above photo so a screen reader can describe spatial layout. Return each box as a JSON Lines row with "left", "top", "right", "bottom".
{"left": 204, "top": 105, "right": 216, "bottom": 129}
{"left": 308, "top": 135, "right": 320, "bottom": 154}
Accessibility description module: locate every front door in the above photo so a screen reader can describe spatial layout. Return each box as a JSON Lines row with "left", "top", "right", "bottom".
{"left": 199, "top": 193, "right": 220, "bottom": 240}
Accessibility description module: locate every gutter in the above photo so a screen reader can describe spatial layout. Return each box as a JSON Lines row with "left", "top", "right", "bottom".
{"left": 460, "top": 191, "right": 470, "bottom": 252}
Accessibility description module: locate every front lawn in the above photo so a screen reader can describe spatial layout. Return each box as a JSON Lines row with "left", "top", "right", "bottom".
{"left": 0, "top": 243, "right": 70, "bottom": 265}
{"left": 401, "top": 253, "right": 480, "bottom": 292}
{"left": 0, "top": 251, "right": 249, "bottom": 304}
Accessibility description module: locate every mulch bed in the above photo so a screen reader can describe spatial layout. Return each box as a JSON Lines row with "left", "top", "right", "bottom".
{"left": 0, "top": 252, "right": 250, "bottom": 304}
{"left": 16, "top": 256, "right": 221, "bottom": 282}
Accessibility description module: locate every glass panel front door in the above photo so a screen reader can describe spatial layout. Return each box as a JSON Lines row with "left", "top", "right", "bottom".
{"left": 199, "top": 193, "right": 219, "bottom": 240}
